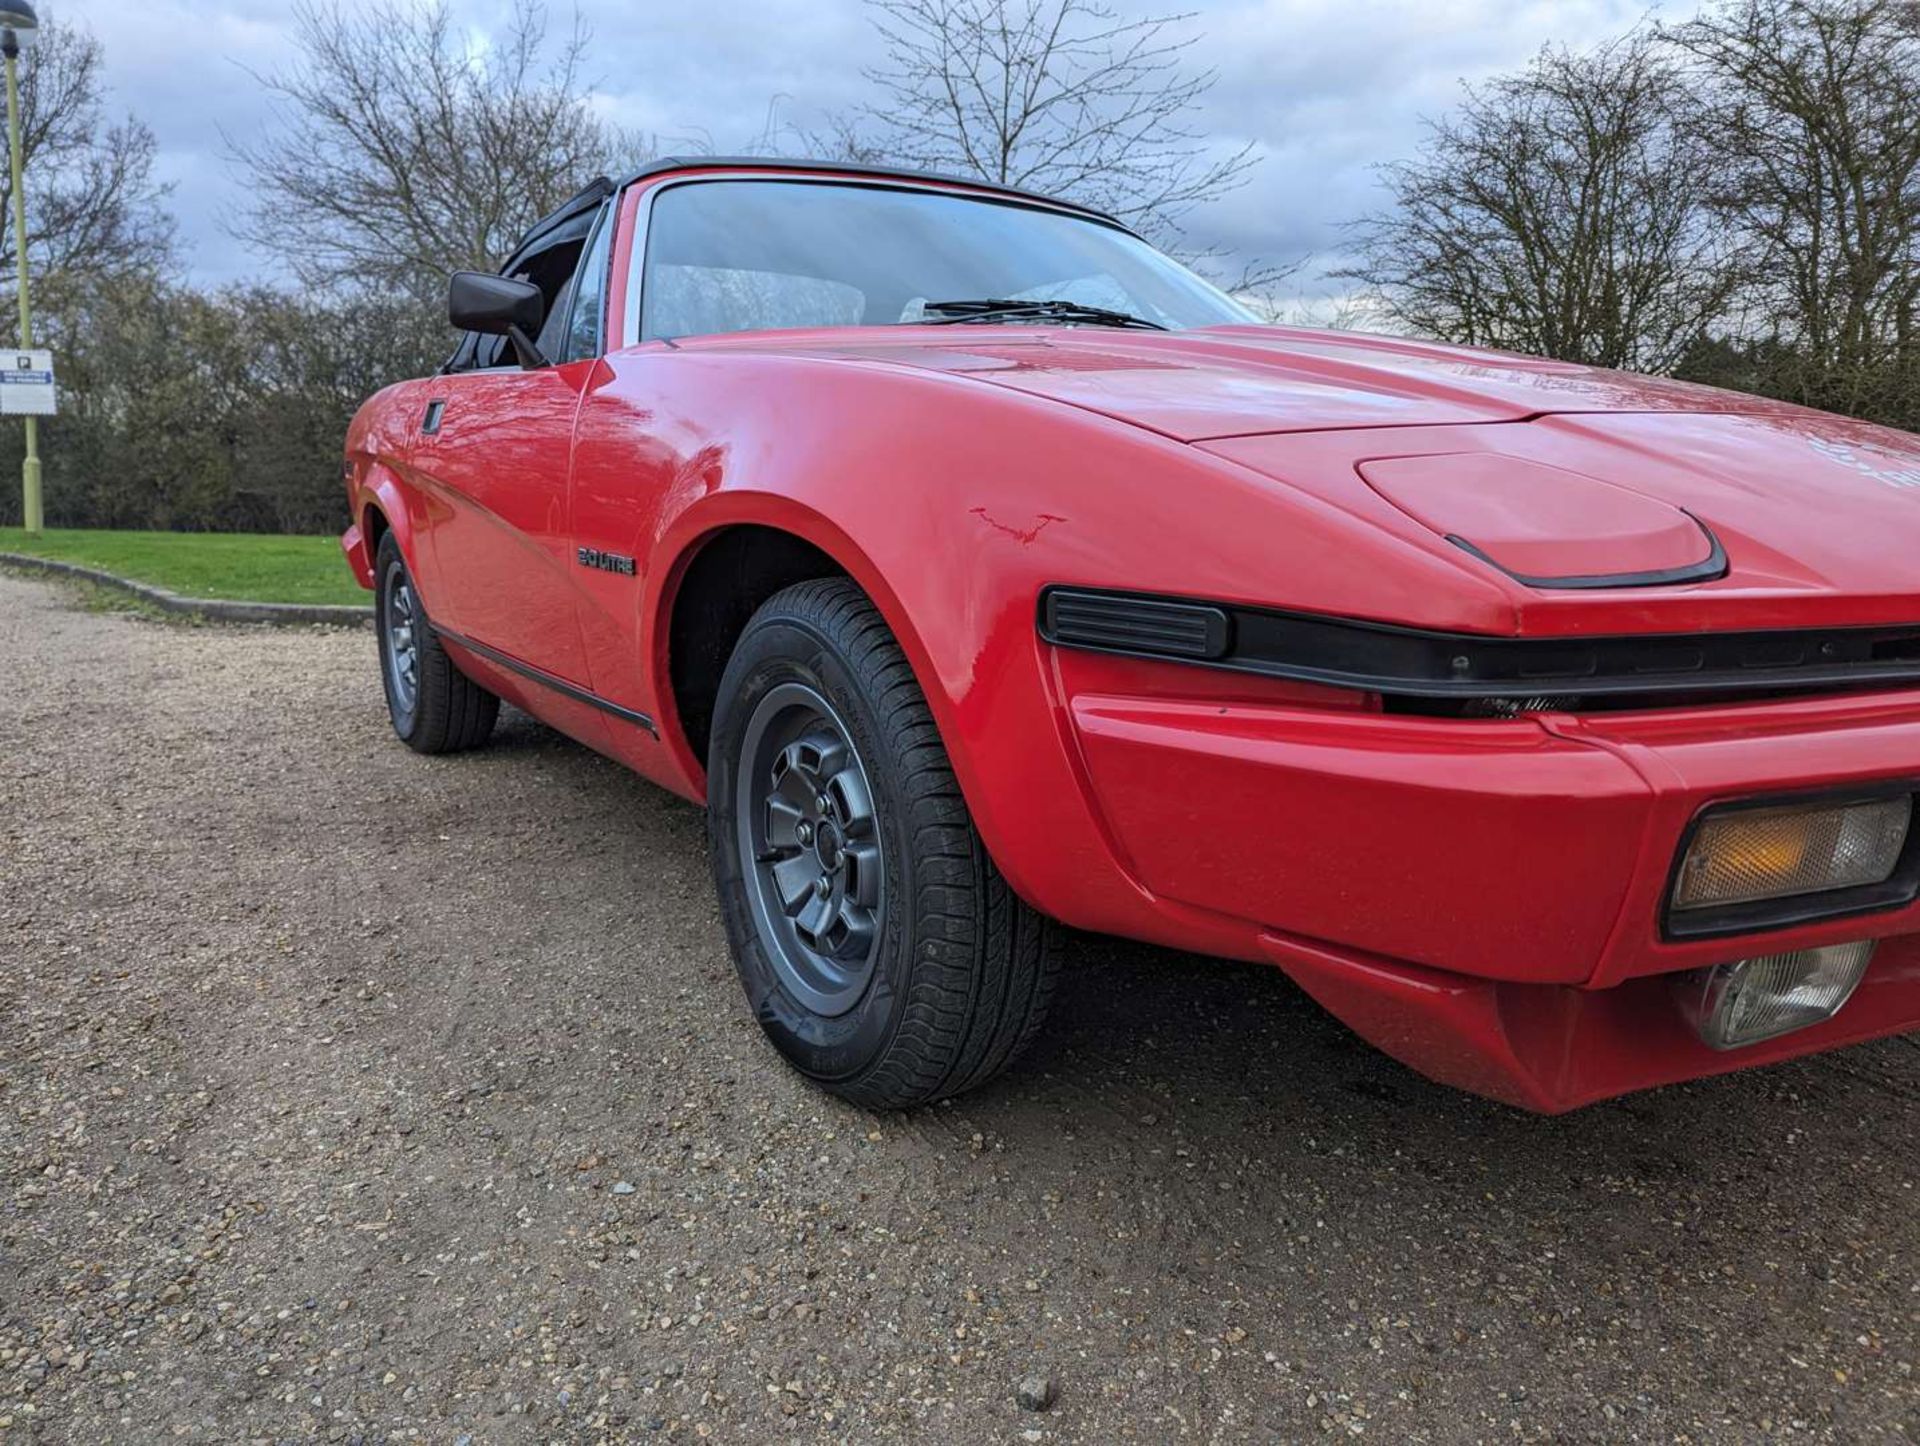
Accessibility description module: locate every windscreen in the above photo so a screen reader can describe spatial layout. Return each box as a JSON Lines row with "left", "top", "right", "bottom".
{"left": 639, "top": 179, "right": 1252, "bottom": 340}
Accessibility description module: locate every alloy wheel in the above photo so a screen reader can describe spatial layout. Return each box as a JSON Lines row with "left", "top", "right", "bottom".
{"left": 736, "top": 681, "right": 885, "bottom": 1017}
{"left": 383, "top": 563, "right": 421, "bottom": 718}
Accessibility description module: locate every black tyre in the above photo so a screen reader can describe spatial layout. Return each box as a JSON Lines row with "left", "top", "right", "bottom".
{"left": 708, "top": 578, "right": 1062, "bottom": 1109}
{"left": 374, "top": 530, "right": 499, "bottom": 754}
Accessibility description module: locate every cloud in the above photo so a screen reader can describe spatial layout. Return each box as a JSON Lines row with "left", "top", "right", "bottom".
{"left": 1176, "top": 0, "right": 1657, "bottom": 295}
{"left": 63, "top": 0, "right": 1659, "bottom": 293}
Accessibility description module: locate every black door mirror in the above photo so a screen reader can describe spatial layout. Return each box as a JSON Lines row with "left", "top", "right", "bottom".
{"left": 448, "top": 271, "right": 549, "bottom": 369}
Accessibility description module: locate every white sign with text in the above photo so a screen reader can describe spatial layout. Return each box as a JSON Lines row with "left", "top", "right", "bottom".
{"left": 0, "top": 349, "right": 56, "bottom": 415}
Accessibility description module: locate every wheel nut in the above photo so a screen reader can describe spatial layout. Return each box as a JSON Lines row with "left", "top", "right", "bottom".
{"left": 796, "top": 822, "right": 813, "bottom": 845}
{"left": 815, "top": 876, "right": 832, "bottom": 898}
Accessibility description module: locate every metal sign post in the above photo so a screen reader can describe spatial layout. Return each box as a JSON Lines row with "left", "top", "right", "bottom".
{"left": 2, "top": 3, "right": 42, "bottom": 533}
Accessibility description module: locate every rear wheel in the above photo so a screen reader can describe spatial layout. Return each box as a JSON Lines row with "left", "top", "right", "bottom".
{"left": 708, "top": 578, "right": 1062, "bottom": 1109}
{"left": 374, "top": 530, "right": 498, "bottom": 754}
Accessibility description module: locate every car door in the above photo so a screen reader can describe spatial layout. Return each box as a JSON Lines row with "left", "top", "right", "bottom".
{"left": 410, "top": 212, "right": 608, "bottom": 684}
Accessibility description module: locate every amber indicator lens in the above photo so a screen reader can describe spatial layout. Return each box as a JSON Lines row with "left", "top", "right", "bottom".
{"left": 1672, "top": 796, "right": 1911, "bottom": 912}
{"left": 1675, "top": 940, "right": 1876, "bottom": 1050}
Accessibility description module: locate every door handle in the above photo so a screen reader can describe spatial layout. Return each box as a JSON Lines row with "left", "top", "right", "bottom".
{"left": 421, "top": 399, "right": 445, "bottom": 435}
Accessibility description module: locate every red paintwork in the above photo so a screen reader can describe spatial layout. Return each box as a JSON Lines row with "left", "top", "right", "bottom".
{"left": 343, "top": 161, "right": 1920, "bottom": 1112}
{"left": 1272, "top": 929, "right": 1920, "bottom": 1113}
{"left": 339, "top": 521, "right": 372, "bottom": 589}
{"left": 1358, "top": 454, "right": 1715, "bottom": 581}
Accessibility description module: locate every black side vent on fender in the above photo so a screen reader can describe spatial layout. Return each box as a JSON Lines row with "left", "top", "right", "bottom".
{"left": 1041, "top": 589, "right": 1232, "bottom": 660}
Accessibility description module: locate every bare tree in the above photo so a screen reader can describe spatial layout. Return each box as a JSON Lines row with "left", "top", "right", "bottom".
{"left": 1344, "top": 33, "right": 1736, "bottom": 372}
{"left": 229, "top": 0, "right": 640, "bottom": 302}
{"left": 840, "top": 0, "right": 1255, "bottom": 244}
{"left": 0, "top": 19, "right": 172, "bottom": 290}
{"left": 1667, "top": 0, "right": 1920, "bottom": 411}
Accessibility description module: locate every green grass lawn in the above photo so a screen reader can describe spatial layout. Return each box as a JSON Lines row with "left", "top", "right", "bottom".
{"left": 0, "top": 527, "right": 369, "bottom": 607}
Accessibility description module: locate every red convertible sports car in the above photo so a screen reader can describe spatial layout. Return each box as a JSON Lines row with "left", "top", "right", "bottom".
{"left": 342, "top": 157, "right": 1920, "bottom": 1113}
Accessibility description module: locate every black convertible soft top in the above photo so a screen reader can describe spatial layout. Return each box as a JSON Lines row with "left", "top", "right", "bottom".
{"left": 502, "top": 159, "right": 1122, "bottom": 274}
{"left": 615, "top": 156, "right": 1122, "bottom": 227}
{"left": 508, "top": 175, "right": 615, "bottom": 262}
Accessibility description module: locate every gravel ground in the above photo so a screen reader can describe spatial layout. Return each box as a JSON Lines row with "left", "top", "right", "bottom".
{"left": 1, "top": 568, "right": 1916, "bottom": 1445}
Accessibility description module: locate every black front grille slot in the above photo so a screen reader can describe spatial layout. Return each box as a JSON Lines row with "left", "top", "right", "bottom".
{"left": 1873, "top": 635, "right": 1920, "bottom": 662}
{"left": 1037, "top": 585, "right": 1920, "bottom": 710}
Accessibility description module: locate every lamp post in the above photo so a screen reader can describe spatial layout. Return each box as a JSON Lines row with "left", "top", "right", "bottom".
{"left": 0, "top": 2, "right": 38, "bottom": 534}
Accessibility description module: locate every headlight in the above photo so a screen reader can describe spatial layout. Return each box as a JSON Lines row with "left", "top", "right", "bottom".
{"left": 1674, "top": 940, "right": 1875, "bottom": 1049}
{"left": 1672, "top": 795, "right": 1911, "bottom": 913}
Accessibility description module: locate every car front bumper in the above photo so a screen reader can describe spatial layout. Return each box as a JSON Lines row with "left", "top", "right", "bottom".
{"left": 1058, "top": 658, "right": 1920, "bottom": 1109}
{"left": 1264, "top": 929, "right": 1920, "bottom": 1112}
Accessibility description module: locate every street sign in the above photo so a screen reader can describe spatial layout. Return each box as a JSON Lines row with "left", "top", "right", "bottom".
{"left": 0, "top": 348, "right": 55, "bottom": 415}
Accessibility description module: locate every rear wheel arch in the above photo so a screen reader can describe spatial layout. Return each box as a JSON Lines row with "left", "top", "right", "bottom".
{"left": 357, "top": 473, "right": 424, "bottom": 594}
{"left": 361, "top": 499, "right": 392, "bottom": 557}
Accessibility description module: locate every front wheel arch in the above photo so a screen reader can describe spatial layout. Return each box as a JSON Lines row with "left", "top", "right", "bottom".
{"left": 706, "top": 576, "right": 1062, "bottom": 1106}
{"left": 649, "top": 496, "right": 1070, "bottom": 928}
{"left": 664, "top": 523, "right": 848, "bottom": 775}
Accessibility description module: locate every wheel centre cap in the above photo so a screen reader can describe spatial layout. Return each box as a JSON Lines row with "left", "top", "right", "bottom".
{"left": 815, "top": 820, "right": 843, "bottom": 869}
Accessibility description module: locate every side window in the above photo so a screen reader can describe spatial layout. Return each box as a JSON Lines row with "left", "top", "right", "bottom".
{"left": 563, "top": 207, "right": 615, "bottom": 361}
{"left": 471, "top": 331, "right": 507, "bottom": 371}
{"left": 530, "top": 240, "right": 586, "bottom": 360}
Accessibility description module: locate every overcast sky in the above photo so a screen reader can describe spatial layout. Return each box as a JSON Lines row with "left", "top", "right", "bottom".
{"left": 64, "top": 0, "right": 1659, "bottom": 302}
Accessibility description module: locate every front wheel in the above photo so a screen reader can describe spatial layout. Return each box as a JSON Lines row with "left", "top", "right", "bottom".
{"left": 708, "top": 578, "right": 1062, "bottom": 1109}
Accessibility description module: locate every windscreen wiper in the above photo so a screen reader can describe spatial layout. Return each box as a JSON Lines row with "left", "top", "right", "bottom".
{"left": 918, "top": 298, "right": 1169, "bottom": 331}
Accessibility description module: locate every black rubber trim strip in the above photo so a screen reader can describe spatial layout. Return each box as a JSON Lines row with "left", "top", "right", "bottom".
{"left": 613, "top": 155, "right": 1127, "bottom": 229}
{"left": 1661, "top": 780, "right": 1920, "bottom": 942}
{"left": 435, "top": 624, "right": 659, "bottom": 737}
{"left": 511, "top": 176, "right": 615, "bottom": 258}
{"left": 1444, "top": 512, "right": 1730, "bottom": 590}
{"left": 1035, "top": 585, "right": 1920, "bottom": 702}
